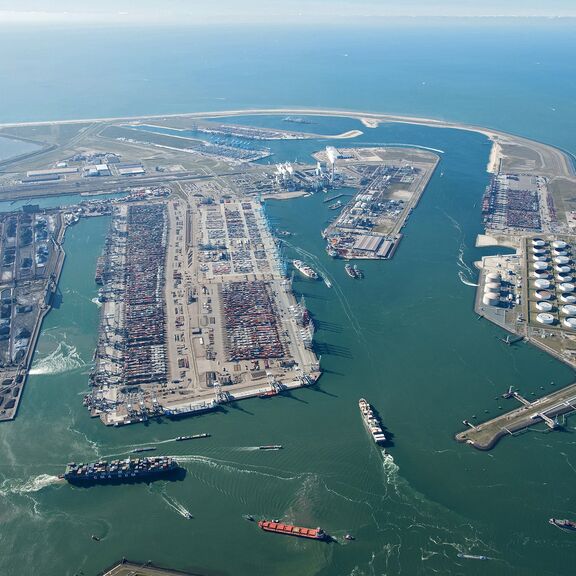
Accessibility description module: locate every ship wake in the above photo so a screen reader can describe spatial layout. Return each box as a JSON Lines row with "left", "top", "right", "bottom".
{"left": 30, "top": 342, "right": 86, "bottom": 375}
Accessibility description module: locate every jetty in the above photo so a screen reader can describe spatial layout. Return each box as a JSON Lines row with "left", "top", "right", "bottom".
{"left": 456, "top": 383, "right": 576, "bottom": 450}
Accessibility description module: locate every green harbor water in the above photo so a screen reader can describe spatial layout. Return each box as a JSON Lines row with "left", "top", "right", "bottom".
{"left": 0, "top": 118, "right": 575, "bottom": 576}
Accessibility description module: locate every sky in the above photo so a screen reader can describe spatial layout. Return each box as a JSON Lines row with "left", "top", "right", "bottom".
{"left": 0, "top": 0, "right": 575, "bottom": 25}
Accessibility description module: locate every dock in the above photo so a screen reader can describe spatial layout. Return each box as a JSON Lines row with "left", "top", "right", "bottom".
{"left": 455, "top": 382, "right": 576, "bottom": 450}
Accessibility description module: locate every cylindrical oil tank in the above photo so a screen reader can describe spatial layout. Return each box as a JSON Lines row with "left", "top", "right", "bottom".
{"left": 556, "top": 265, "right": 571, "bottom": 274}
{"left": 485, "top": 282, "right": 501, "bottom": 292}
{"left": 559, "top": 283, "right": 575, "bottom": 293}
{"left": 536, "top": 290, "right": 552, "bottom": 300}
{"left": 558, "top": 275, "right": 573, "bottom": 283}
{"left": 555, "top": 256, "right": 570, "bottom": 265}
{"left": 533, "top": 272, "right": 549, "bottom": 279}
{"left": 537, "top": 313, "right": 555, "bottom": 325}
{"left": 486, "top": 272, "right": 501, "bottom": 282}
{"left": 533, "top": 255, "right": 548, "bottom": 262}
{"left": 533, "top": 262, "right": 548, "bottom": 271}
{"left": 560, "top": 294, "right": 576, "bottom": 303}
{"left": 561, "top": 304, "right": 576, "bottom": 315}
{"left": 534, "top": 279, "right": 551, "bottom": 290}
{"left": 536, "top": 301, "right": 553, "bottom": 312}
{"left": 552, "top": 240, "right": 568, "bottom": 249}
{"left": 532, "top": 238, "right": 546, "bottom": 247}
{"left": 563, "top": 317, "right": 576, "bottom": 329}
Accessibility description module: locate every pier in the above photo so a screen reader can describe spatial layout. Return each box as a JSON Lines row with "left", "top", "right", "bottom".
{"left": 456, "top": 382, "right": 576, "bottom": 450}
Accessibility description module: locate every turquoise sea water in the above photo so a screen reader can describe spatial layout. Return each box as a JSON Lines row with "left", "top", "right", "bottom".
{"left": 0, "top": 21, "right": 575, "bottom": 576}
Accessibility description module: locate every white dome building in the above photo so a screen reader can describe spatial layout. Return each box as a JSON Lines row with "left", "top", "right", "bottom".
{"left": 482, "top": 293, "right": 500, "bottom": 306}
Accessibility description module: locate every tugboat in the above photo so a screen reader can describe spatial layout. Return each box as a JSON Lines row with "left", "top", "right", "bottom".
{"left": 359, "top": 398, "right": 387, "bottom": 445}
{"left": 258, "top": 520, "right": 330, "bottom": 541}
{"left": 293, "top": 260, "right": 319, "bottom": 280}
{"left": 345, "top": 264, "right": 358, "bottom": 279}
{"left": 549, "top": 518, "right": 576, "bottom": 531}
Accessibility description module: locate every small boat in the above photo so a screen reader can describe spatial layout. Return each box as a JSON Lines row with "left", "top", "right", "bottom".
{"left": 131, "top": 446, "right": 156, "bottom": 453}
{"left": 457, "top": 553, "right": 488, "bottom": 560}
{"left": 183, "top": 511, "right": 193, "bottom": 519}
{"left": 259, "top": 445, "right": 283, "bottom": 450}
{"left": 549, "top": 518, "right": 576, "bottom": 531}
{"left": 344, "top": 534, "right": 355, "bottom": 541}
{"left": 243, "top": 514, "right": 255, "bottom": 522}
{"left": 259, "top": 389, "right": 279, "bottom": 399}
{"left": 91, "top": 535, "right": 101, "bottom": 542}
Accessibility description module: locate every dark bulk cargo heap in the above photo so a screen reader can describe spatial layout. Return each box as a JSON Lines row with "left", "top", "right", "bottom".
{"left": 60, "top": 456, "right": 181, "bottom": 485}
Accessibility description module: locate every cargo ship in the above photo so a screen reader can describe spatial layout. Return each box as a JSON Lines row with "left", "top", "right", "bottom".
{"left": 258, "top": 520, "right": 329, "bottom": 541}
{"left": 359, "top": 398, "right": 386, "bottom": 444}
{"left": 60, "top": 457, "right": 181, "bottom": 485}
{"left": 175, "top": 433, "right": 210, "bottom": 441}
{"left": 293, "top": 260, "right": 319, "bottom": 280}
{"left": 131, "top": 446, "right": 156, "bottom": 453}
{"left": 259, "top": 445, "right": 282, "bottom": 450}
{"left": 549, "top": 518, "right": 576, "bottom": 530}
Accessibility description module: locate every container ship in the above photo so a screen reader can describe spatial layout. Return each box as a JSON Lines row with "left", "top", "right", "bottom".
{"left": 293, "top": 260, "right": 319, "bottom": 279}
{"left": 60, "top": 456, "right": 181, "bottom": 485}
{"left": 359, "top": 398, "right": 386, "bottom": 444}
{"left": 549, "top": 518, "right": 576, "bottom": 530}
{"left": 258, "top": 520, "right": 329, "bottom": 541}
{"left": 345, "top": 264, "right": 363, "bottom": 279}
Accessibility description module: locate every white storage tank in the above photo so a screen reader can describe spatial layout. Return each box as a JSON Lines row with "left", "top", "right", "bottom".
{"left": 557, "top": 275, "right": 573, "bottom": 283}
{"left": 482, "top": 293, "right": 500, "bottom": 306}
{"left": 537, "top": 313, "right": 555, "bottom": 325}
{"left": 560, "top": 294, "right": 576, "bottom": 303}
{"left": 486, "top": 272, "right": 501, "bottom": 282}
{"left": 536, "top": 301, "right": 553, "bottom": 312}
{"left": 561, "top": 304, "right": 576, "bottom": 315}
{"left": 532, "top": 248, "right": 546, "bottom": 255}
{"left": 554, "top": 256, "right": 570, "bottom": 265}
{"left": 533, "top": 255, "right": 548, "bottom": 262}
{"left": 552, "top": 240, "right": 568, "bottom": 249}
{"left": 563, "top": 317, "right": 576, "bottom": 329}
{"left": 533, "top": 272, "right": 549, "bottom": 279}
{"left": 553, "top": 249, "right": 568, "bottom": 256}
{"left": 536, "top": 290, "right": 553, "bottom": 300}
{"left": 534, "top": 279, "right": 551, "bottom": 290}
{"left": 533, "top": 262, "right": 548, "bottom": 271}
{"left": 556, "top": 265, "right": 571, "bottom": 274}
{"left": 559, "top": 283, "right": 575, "bottom": 293}
{"left": 532, "top": 238, "right": 546, "bottom": 247}
{"left": 485, "top": 282, "right": 501, "bottom": 292}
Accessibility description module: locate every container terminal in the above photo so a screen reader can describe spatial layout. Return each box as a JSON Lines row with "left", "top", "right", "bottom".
{"left": 86, "top": 194, "right": 320, "bottom": 426}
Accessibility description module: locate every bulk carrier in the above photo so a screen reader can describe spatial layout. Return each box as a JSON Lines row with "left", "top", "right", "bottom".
{"left": 60, "top": 456, "right": 181, "bottom": 485}
{"left": 258, "top": 520, "right": 329, "bottom": 541}
{"left": 359, "top": 398, "right": 386, "bottom": 445}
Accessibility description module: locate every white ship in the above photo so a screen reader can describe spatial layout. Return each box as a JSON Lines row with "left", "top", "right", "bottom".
{"left": 293, "top": 260, "right": 319, "bottom": 279}
{"left": 359, "top": 398, "right": 386, "bottom": 444}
